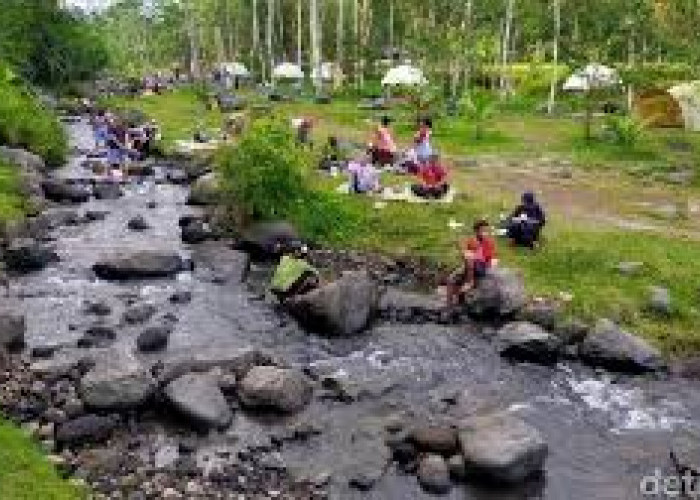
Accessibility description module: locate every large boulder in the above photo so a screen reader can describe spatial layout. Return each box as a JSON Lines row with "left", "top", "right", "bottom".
{"left": 93, "top": 251, "right": 186, "bottom": 280}
{"left": 41, "top": 179, "right": 90, "bottom": 204}
{"left": 497, "top": 321, "right": 562, "bottom": 365}
{"left": 579, "top": 319, "right": 665, "bottom": 373}
{"left": 463, "top": 267, "right": 527, "bottom": 319}
{"left": 186, "top": 173, "right": 220, "bottom": 206}
{"left": 192, "top": 244, "right": 249, "bottom": 284}
{"left": 238, "top": 366, "right": 312, "bottom": 413}
{"left": 417, "top": 454, "right": 452, "bottom": 495}
{"left": 56, "top": 414, "right": 118, "bottom": 446}
{"left": 80, "top": 362, "right": 156, "bottom": 410}
{"left": 286, "top": 271, "right": 379, "bottom": 337}
{"left": 3, "top": 238, "right": 59, "bottom": 273}
{"left": 408, "top": 426, "right": 459, "bottom": 456}
{"left": 379, "top": 289, "right": 445, "bottom": 324}
{"left": 458, "top": 412, "right": 548, "bottom": 484}
{"left": 165, "top": 373, "right": 233, "bottom": 429}
{"left": 239, "top": 221, "right": 300, "bottom": 260}
{"left": 0, "top": 314, "right": 25, "bottom": 350}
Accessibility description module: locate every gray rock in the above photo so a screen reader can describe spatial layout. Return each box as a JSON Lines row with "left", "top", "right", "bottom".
{"left": 56, "top": 414, "right": 117, "bottom": 446}
{"left": 239, "top": 221, "right": 299, "bottom": 259}
{"left": 3, "top": 238, "right": 59, "bottom": 273}
{"left": 84, "top": 301, "right": 112, "bottom": 317}
{"left": 77, "top": 326, "right": 117, "bottom": 348}
{"left": 127, "top": 215, "right": 150, "bottom": 232}
{"left": 553, "top": 319, "right": 590, "bottom": 346}
{"left": 93, "top": 251, "right": 186, "bottom": 280}
{"left": 408, "top": 426, "right": 459, "bottom": 456}
{"left": 93, "top": 182, "right": 123, "bottom": 200}
{"left": 0, "top": 314, "right": 25, "bottom": 350}
{"left": 41, "top": 179, "right": 90, "bottom": 203}
{"left": 579, "top": 319, "right": 665, "bottom": 373}
{"left": 122, "top": 303, "right": 156, "bottom": 325}
{"left": 516, "top": 301, "right": 562, "bottom": 330}
{"left": 459, "top": 412, "right": 548, "bottom": 484}
{"left": 379, "top": 289, "right": 444, "bottom": 323}
{"left": 186, "top": 173, "right": 219, "bottom": 206}
{"left": 165, "top": 373, "right": 233, "bottom": 429}
{"left": 417, "top": 454, "right": 452, "bottom": 495}
{"left": 463, "top": 267, "right": 527, "bottom": 319}
{"left": 447, "top": 454, "right": 466, "bottom": 482}
{"left": 169, "top": 291, "right": 192, "bottom": 305}
{"left": 649, "top": 286, "right": 672, "bottom": 316}
{"left": 0, "top": 146, "right": 46, "bottom": 173}
{"left": 497, "top": 321, "right": 562, "bottom": 364}
{"left": 286, "top": 271, "right": 378, "bottom": 336}
{"left": 192, "top": 244, "right": 249, "bottom": 284}
{"left": 80, "top": 361, "right": 155, "bottom": 410}
{"left": 671, "top": 427, "right": 700, "bottom": 475}
{"left": 238, "top": 366, "right": 312, "bottom": 413}
{"left": 181, "top": 220, "right": 212, "bottom": 245}
{"left": 136, "top": 326, "right": 172, "bottom": 352}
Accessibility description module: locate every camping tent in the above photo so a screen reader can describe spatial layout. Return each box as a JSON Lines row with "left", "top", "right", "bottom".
{"left": 381, "top": 64, "right": 427, "bottom": 86}
{"left": 669, "top": 82, "right": 700, "bottom": 131}
{"left": 563, "top": 64, "right": 621, "bottom": 91}
{"left": 273, "top": 62, "right": 304, "bottom": 80}
{"left": 633, "top": 89, "right": 684, "bottom": 128}
{"left": 218, "top": 62, "right": 250, "bottom": 78}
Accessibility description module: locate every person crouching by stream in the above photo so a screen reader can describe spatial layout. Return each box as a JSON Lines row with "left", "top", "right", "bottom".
{"left": 446, "top": 220, "right": 498, "bottom": 307}
{"left": 504, "top": 191, "right": 546, "bottom": 249}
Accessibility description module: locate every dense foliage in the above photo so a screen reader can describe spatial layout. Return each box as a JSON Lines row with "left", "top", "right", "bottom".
{"left": 0, "top": 62, "right": 67, "bottom": 167}
{"left": 0, "top": 0, "right": 107, "bottom": 87}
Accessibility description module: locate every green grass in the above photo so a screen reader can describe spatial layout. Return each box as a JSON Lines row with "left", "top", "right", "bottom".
{"left": 0, "top": 159, "right": 29, "bottom": 222}
{"left": 0, "top": 419, "right": 85, "bottom": 500}
{"left": 105, "top": 88, "right": 700, "bottom": 356}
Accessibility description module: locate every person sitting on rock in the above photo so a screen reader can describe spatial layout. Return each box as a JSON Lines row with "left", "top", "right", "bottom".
{"left": 270, "top": 244, "right": 320, "bottom": 302}
{"left": 446, "top": 219, "right": 498, "bottom": 307}
{"left": 505, "top": 191, "right": 546, "bottom": 249}
{"left": 411, "top": 154, "right": 449, "bottom": 199}
{"left": 347, "top": 151, "right": 381, "bottom": 194}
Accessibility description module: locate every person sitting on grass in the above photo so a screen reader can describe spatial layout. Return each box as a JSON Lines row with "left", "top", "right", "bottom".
{"left": 371, "top": 116, "right": 397, "bottom": 167}
{"left": 270, "top": 243, "right": 320, "bottom": 303}
{"left": 506, "top": 191, "right": 546, "bottom": 249}
{"left": 411, "top": 154, "right": 449, "bottom": 199}
{"left": 348, "top": 151, "right": 381, "bottom": 194}
{"left": 446, "top": 219, "right": 498, "bottom": 307}
{"left": 319, "top": 136, "right": 344, "bottom": 172}
{"left": 414, "top": 117, "right": 433, "bottom": 163}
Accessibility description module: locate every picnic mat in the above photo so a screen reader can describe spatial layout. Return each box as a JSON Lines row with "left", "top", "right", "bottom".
{"left": 336, "top": 183, "right": 457, "bottom": 205}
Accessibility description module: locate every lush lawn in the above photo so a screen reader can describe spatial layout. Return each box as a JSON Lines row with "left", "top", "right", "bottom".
{"left": 104, "top": 88, "right": 700, "bottom": 356}
{"left": 0, "top": 159, "right": 29, "bottom": 223}
{"left": 0, "top": 419, "right": 85, "bottom": 500}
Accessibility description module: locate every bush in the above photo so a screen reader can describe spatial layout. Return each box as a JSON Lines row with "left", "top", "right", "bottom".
{"left": 459, "top": 90, "right": 498, "bottom": 140}
{"left": 604, "top": 115, "right": 646, "bottom": 149}
{"left": 0, "top": 68, "right": 67, "bottom": 167}
{"left": 217, "top": 116, "right": 362, "bottom": 243}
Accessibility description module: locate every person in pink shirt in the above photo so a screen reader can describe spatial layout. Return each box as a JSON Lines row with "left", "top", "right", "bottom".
{"left": 371, "top": 116, "right": 397, "bottom": 166}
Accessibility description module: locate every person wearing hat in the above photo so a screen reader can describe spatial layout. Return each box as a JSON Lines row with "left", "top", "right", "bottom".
{"left": 446, "top": 219, "right": 498, "bottom": 307}
{"left": 506, "top": 192, "right": 546, "bottom": 248}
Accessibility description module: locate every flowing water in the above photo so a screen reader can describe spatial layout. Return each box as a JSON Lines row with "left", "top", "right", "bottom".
{"left": 5, "top": 119, "right": 700, "bottom": 499}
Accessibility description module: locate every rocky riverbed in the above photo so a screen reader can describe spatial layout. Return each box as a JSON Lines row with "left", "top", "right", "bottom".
{"left": 2, "top": 118, "right": 700, "bottom": 499}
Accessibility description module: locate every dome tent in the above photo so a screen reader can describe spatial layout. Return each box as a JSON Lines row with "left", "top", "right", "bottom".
{"left": 669, "top": 82, "right": 700, "bottom": 131}
{"left": 381, "top": 64, "right": 427, "bottom": 87}
{"left": 218, "top": 62, "right": 250, "bottom": 78}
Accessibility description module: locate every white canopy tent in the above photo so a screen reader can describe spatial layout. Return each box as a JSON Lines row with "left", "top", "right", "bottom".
{"left": 563, "top": 64, "right": 621, "bottom": 91}
{"left": 272, "top": 62, "right": 305, "bottom": 81}
{"left": 669, "top": 82, "right": 700, "bottom": 131}
{"left": 218, "top": 62, "right": 250, "bottom": 78}
{"left": 381, "top": 64, "right": 427, "bottom": 87}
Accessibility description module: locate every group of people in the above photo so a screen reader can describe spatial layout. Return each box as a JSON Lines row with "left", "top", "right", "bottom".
{"left": 90, "top": 109, "right": 159, "bottom": 176}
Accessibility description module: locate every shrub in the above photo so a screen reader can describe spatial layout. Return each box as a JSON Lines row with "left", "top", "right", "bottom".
{"left": 459, "top": 90, "right": 498, "bottom": 140}
{"left": 604, "top": 115, "right": 646, "bottom": 149}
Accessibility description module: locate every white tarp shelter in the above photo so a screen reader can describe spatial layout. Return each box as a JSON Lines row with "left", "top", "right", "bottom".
{"left": 273, "top": 62, "right": 305, "bottom": 80}
{"left": 669, "top": 81, "right": 700, "bottom": 131}
{"left": 381, "top": 64, "right": 427, "bottom": 86}
{"left": 218, "top": 62, "right": 250, "bottom": 77}
{"left": 563, "top": 63, "right": 621, "bottom": 91}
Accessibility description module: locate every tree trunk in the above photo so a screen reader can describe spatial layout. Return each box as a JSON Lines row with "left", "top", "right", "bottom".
{"left": 353, "top": 0, "right": 360, "bottom": 88}
{"left": 500, "top": 0, "right": 515, "bottom": 99}
{"left": 267, "top": 0, "right": 274, "bottom": 77}
{"left": 547, "top": 0, "right": 560, "bottom": 115}
{"left": 463, "top": 0, "right": 473, "bottom": 92}
{"left": 310, "top": 0, "right": 322, "bottom": 94}
{"left": 252, "top": 0, "right": 264, "bottom": 81}
{"left": 337, "top": 0, "right": 345, "bottom": 87}
{"left": 184, "top": 0, "right": 201, "bottom": 79}
{"left": 389, "top": 0, "right": 394, "bottom": 56}
{"left": 297, "top": 0, "right": 302, "bottom": 66}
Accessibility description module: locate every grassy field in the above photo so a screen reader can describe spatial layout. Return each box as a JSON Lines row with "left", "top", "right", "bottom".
{"left": 0, "top": 419, "right": 85, "bottom": 500}
{"left": 103, "top": 88, "right": 700, "bottom": 356}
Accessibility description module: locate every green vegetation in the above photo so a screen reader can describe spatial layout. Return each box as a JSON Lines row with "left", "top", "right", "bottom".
{"left": 0, "top": 419, "right": 85, "bottom": 500}
{"left": 0, "top": 159, "right": 30, "bottom": 222}
{"left": 0, "top": 64, "right": 67, "bottom": 167}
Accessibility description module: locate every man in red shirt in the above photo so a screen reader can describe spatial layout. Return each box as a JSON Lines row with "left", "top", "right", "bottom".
{"left": 412, "top": 154, "right": 449, "bottom": 199}
{"left": 446, "top": 219, "right": 498, "bottom": 307}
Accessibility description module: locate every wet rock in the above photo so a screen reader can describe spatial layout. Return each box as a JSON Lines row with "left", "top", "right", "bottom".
{"left": 93, "top": 251, "right": 186, "bottom": 280}
{"left": 239, "top": 221, "right": 300, "bottom": 260}
{"left": 671, "top": 427, "right": 700, "bottom": 475}
{"left": 497, "top": 321, "right": 562, "bottom": 365}
{"left": 408, "top": 426, "right": 459, "bottom": 456}
{"left": 192, "top": 244, "right": 249, "bottom": 284}
{"left": 417, "top": 454, "right": 452, "bottom": 495}
{"left": 458, "top": 412, "right": 548, "bottom": 484}
{"left": 41, "top": 179, "right": 90, "bottom": 204}
{"left": 84, "top": 301, "right": 112, "bottom": 317}
{"left": 136, "top": 326, "right": 172, "bottom": 352}
{"left": 379, "top": 289, "right": 444, "bottom": 323}
{"left": 3, "top": 238, "right": 59, "bottom": 273}
{"left": 553, "top": 319, "right": 589, "bottom": 346}
{"left": 186, "top": 173, "right": 219, "bottom": 206}
{"left": 93, "top": 182, "right": 123, "bottom": 200}
{"left": 31, "top": 350, "right": 95, "bottom": 380}
{"left": 238, "top": 366, "right": 312, "bottom": 413}
{"left": 346, "top": 436, "right": 391, "bottom": 491}
{"left": 166, "top": 169, "right": 189, "bottom": 185}
{"left": 579, "top": 319, "right": 665, "bottom": 373}
{"left": 463, "top": 267, "right": 527, "bottom": 319}
{"left": 286, "top": 271, "right": 378, "bottom": 337}
{"left": 0, "top": 146, "right": 46, "bottom": 173}
{"left": 127, "top": 215, "right": 150, "bottom": 232}
{"left": 77, "top": 326, "right": 117, "bottom": 348}
{"left": 169, "top": 291, "right": 192, "bottom": 305}
{"left": 447, "top": 454, "right": 466, "bottom": 481}
{"left": 648, "top": 286, "right": 672, "bottom": 316}
{"left": 56, "top": 414, "right": 117, "bottom": 446}
{"left": 85, "top": 210, "right": 109, "bottom": 222}
{"left": 31, "top": 344, "right": 59, "bottom": 359}
{"left": 0, "top": 314, "right": 25, "bottom": 350}
{"left": 181, "top": 220, "right": 212, "bottom": 244}
{"left": 80, "top": 362, "right": 156, "bottom": 410}
{"left": 516, "top": 301, "right": 562, "bottom": 331}
{"left": 165, "top": 373, "right": 233, "bottom": 429}
{"left": 122, "top": 303, "right": 156, "bottom": 325}
{"left": 146, "top": 201, "right": 157, "bottom": 209}
{"left": 155, "top": 347, "right": 277, "bottom": 384}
